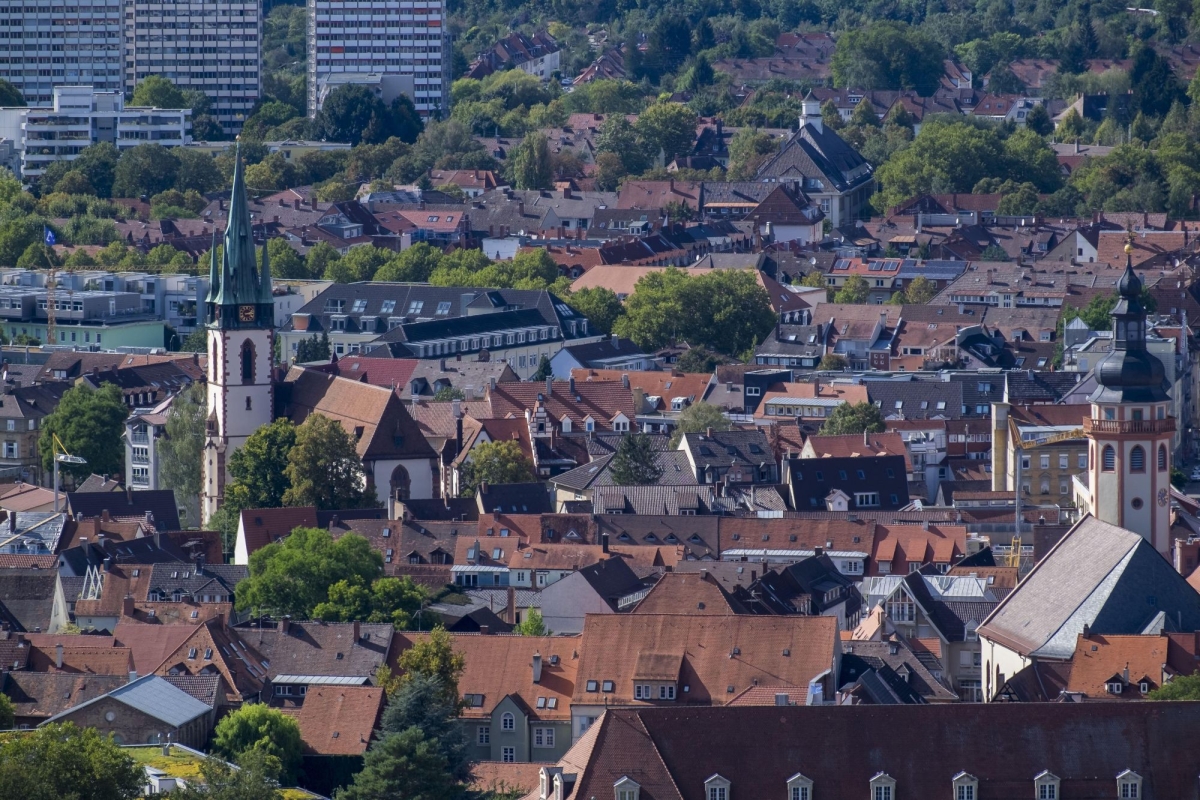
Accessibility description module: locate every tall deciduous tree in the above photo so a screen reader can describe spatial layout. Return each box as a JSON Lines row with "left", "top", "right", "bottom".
{"left": 509, "top": 132, "right": 554, "bottom": 190}
{"left": 39, "top": 383, "right": 128, "bottom": 483}
{"left": 819, "top": 401, "right": 886, "bottom": 435}
{"left": 635, "top": 103, "right": 699, "bottom": 163}
{"left": 282, "top": 413, "right": 375, "bottom": 509}
{"left": 237, "top": 527, "right": 384, "bottom": 617}
{"left": 831, "top": 21, "right": 945, "bottom": 96}
{"left": 610, "top": 433, "right": 664, "bottom": 485}
{"left": 565, "top": 288, "right": 623, "bottom": 335}
{"left": 131, "top": 75, "right": 187, "bottom": 109}
{"left": 458, "top": 439, "right": 536, "bottom": 496}
{"left": 0, "top": 78, "right": 24, "bottom": 107}
{"left": 668, "top": 402, "right": 732, "bottom": 447}
{"left": 0, "top": 722, "right": 144, "bottom": 800}
{"left": 313, "top": 575, "right": 428, "bottom": 629}
{"left": 397, "top": 626, "right": 466, "bottom": 702}
{"left": 158, "top": 383, "right": 206, "bottom": 527}
{"left": 228, "top": 418, "right": 297, "bottom": 510}
{"left": 212, "top": 704, "right": 303, "bottom": 785}
{"left": 112, "top": 143, "right": 180, "bottom": 198}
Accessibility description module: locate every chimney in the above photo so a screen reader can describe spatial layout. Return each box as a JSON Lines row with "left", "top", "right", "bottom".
{"left": 546, "top": 376, "right": 553, "bottom": 397}
{"left": 814, "top": 546, "right": 823, "bottom": 557}
{"left": 55, "top": 643, "right": 63, "bottom": 669}
{"left": 621, "top": 373, "right": 629, "bottom": 389}
{"left": 706, "top": 427, "right": 714, "bottom": 438}
{"left": 1123, "top": 663, "right": 1130, "bottom": 684}
{"left": 280, "top": 617, "right": 291, "bottom": 635}
{"left": 532, "top": 652, "right": 543, "bottom": 683}
{"left": 480, "top": 480, "right": 489, "bottom": 496}
{"left": 601, "top": 532, "right": 610, "bottom": 553}
{"left": 122, "top": 595, "right": 134, "bottom": 618}
{"left": 480, "top": 625, "right": 491, "bottom": 636}
{"left": 507, "top": 585, "right": 516, "bottom": 624}
{"left": 128, "top": 671, "right": 138, "bottom": 684}
{"left": 353, "top": 620, "right": 361, "bottom": 641}
{"left": 568, "top": 376, "right": 576, "bottom": 395}
{"left": 294, "top": 198, "right": 300, "bottom": 210}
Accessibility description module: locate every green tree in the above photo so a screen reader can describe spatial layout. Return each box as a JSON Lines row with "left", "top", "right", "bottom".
{"left": 818, "top": 353, "right": 849, "bottom": 370}
{"left": 377, "top": 673, "right": 470, "bottom": 779}
{"left": 833, "top": 275, "right": 870, "bottom": 304}
{"left": 635, "top": 103, "right": 699, "bottom": 163}
{"left": 175, "top": 148, "right": 225, "bottom": 194}
{"left": 459, "top": 439, "right": 536, "bottom": 496}
{"left": 832, "top": 22, "right": 945, "bottom": 96}
{"left": 874, "top": 120, "right": 1009, "bottom": 211}
{"left": 228, "top": 418, "right": 297, "bottom": 509}
{"left": 112, "top": 143, "right": 179, "bottom": 198}
{"left": 237, "top": 527, "right": 384, "bottom": 617}
{"left": 509, "top": 132, "right": 554, "bottom": 190}
{"left": 212, "top": 704, "right": 303, "bottom": 785}
{"left": 319, "top": 84, "right": 398, "bottom": 145}
{"left": 374, "top": 242, "right": 443, "bottom": 283}
{"left": 131, "top": 75, "right": 187, "bottom": 109}
{"left": 532, "top": 355, "right": 553, "bottom": 381}
{"left": 0, "top": 78, "right": 24, "bottom": 107}
{"left": 262, "top": 237, "right": 306, "bottom": 279}
{"left": 314, "top": 575, "right": 428, "bottom": 629}
{"left": 432, "top": 386, "right": 466, "bottom": 401}
{"left": 0, "top": 691, "right": 13, "bottom": 729}
{"left": 668, "top": 402, "right": 732, "bottom": 447}
{"left": 306, "top": 241, "right": 341, "bottom": 279}
{"left": 283, "top": 413, "right": 375, "bottom": 509}
{"left": 39, "top": 383, "right": 128, "bottom": 483}
{"left": 902, "top": 275, "right": 937, "bottom": 304}
{"left": 979, "top": 245, "right": 1011, "bottom": 261}
{"left": 1025, "top": 104, "right": 1054, "bottom": 136}
{"left": 336, "top": 727, "right": 462, "bottom": 800}
{"left": 565, "top": 287, "right": 623, "bottom": 335}
{"left": 610, "top": 433, "right": 664, "bottom": 485}
{"left": 1056, "top": 108, "right": 1085, "bottom": 141}
{"left": 821, "top": 99, "right": 844, "bottom": 131}
{"left": 675, "top": 347, "right": 721, "bottom": 374}
{"left": 158, "top": 383, "right": 206, "bottom": 527}
{"left": 819, "top": 401, "right": 887, "bottom": 435}
{"left": 1147, "top": 672, "right": 1200, "bottom": 699}
{"left": 169, "top": 751, "right": 285, "bottom": 800}
{"left": 0, "top": 722, "right": 143, "bottom": 800}
{"left": 295, "top": 332, "right": 332, "bottom": 363}
{"left": 513, "top": 608, "right": 550, "bottom": 636}
{"left": 727, "top": 128, "right": 779, "bottom": 180}
{"left": 397, "top": 625, "right": 466, "bottom": 702}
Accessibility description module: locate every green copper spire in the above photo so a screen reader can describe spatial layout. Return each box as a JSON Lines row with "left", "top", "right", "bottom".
{"left": 204, "top": 226, "right": 219, "bottom": 304}
{"left": 205, "top": 143, "right": 273, "bottom": 329}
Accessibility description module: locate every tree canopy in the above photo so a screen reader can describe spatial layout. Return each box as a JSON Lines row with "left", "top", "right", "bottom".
{"left": 668, "top": 402, "right": 733, "bottom": 447}
{"left": 213, "top": 705, "right": 304, "bottom": 785}
{"left": 282, "top": 413, "right": 376, "bottom": 510}
{"left": 0, "top": 723, "right": 144, "bottom": 800}
{"left": 39, "top": 383, "right": 128, "bottom": 483}
{"left": 819, "top": 402, "right": 887, "bottom": 435}
{"left": 610, "top": 433, "right": 664, "bottom": 485}
{"left": 459, "top": 439, "right": 537, "bottom": 496}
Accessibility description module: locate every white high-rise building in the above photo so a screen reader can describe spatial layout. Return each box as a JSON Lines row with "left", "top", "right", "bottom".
{"left": 0, "top": 1, "right": 124, "bottom": 105}
{"left": 122, "top": 0, "right": 261, "bottom": 136}
{"left": 307, "top": 0, "right": 450, "bottom": 119}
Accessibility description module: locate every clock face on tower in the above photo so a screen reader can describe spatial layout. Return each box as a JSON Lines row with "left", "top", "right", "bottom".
{"left": 239, "top": 305, "right": 255, "bottom": 322}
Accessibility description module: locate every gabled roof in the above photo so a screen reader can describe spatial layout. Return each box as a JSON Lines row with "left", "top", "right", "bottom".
{"left": 573, "top": 614, "right": 837, "bottom": 706}
{"left": 285, "top": 685, "right": 385, "bottom": 755}
{"left": 2, "top": 672, "right": 126, "bottom": 721}
{"left": 786, "top": 456, "right": 910, "bottom": 512}
{"left": 279, "top": 367, "right": 436, "bottom": 459}
{"left": 44, "top": 674, "right": 212, "bottom": 727}
{"left": 839, "top": 638, "right": 958, "bottom": 703}
{"left": 241, "top": 621, "right": 394, "bottom": 681}
{"left": 755, "top": 121, "right": 873, "bottom": 192}
{"left": 488, "top": 379, "right": 636, "bottom": 432}
{"left": 978, "top": 515, "right": 1200, "bottom": 659}
{"left": 66, "top": 490, "right": 181, "bottom": 532}
{"left": 632, "top": 572, "right": 746, "bottom": 615}
{"left": 0, "top": 570, "right": 57, "bottom": 632}
{"left": 392, "top": 631, "right": 578, "bottom": 721}
{"left": 237, "top": 506, "right": 319, "bottom": 560}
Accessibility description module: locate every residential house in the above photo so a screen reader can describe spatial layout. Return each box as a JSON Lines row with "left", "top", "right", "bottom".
{"left": 548, "top": 337, "right": 650, "bottom": 378}
{"left": 570, "top": 613, "right": 840, "bottom": 739}
{"left": 753, "top": 323, "right": 828, "bottom": 369}
{"left": 755, "top": 381, "right": 869, "bottom": 426}
{"left": 283, "top": 685, "right": 385, "bottom": 796}
{"left": 755, "top": 93, "right": 875, "bottom": 227}
{"left": 539, "top": 558, "right": 646, "bottom": 634}
{"left": 0, "top": 382, "right": 68, "bottom": 486}
{"left": 990, "top": 403, "right": 1087, "bottom": 497}
{"left": 735, "top": 555, "right": 864, "bottom": 629}
{"left": 744, "top": 184, "right": 824, "bottom": 245}
{"left": 548, "top": 450, "right": 696, "bottom": 509}
{"left": 2, "top": 672, "right": 127, "bottom": 728}
{"left": 838, "top": 637, "right": 959, "bottom": 703}
{"left": 783, "top": 454, "right": 910, "bottom": 512}
{"left": 487, "top": 378, "right": 635, "bottom": 435}
{"left": 248, "top": 620, "right": 394, "bottom": 700}
{"left": 677, "top": 429, "right": 779, "bottom": 485}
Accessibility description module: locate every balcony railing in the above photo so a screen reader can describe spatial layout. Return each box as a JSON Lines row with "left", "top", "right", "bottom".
{"left": 1083, "top": 418, "right": 1176, "bottom": 436}
{"left": 129, "top": 432, "right": 149, "bottom": 444}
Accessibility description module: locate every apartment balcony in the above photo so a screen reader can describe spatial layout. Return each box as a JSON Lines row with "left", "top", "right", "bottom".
{"left": 129, "top": 432, "right": 150, "bottom": 444}
{"left": 131, "top": 453, "right": 150, "bottom": 465}
{"left": 1083, "top": 418, "right": 1176, "bottom": 436}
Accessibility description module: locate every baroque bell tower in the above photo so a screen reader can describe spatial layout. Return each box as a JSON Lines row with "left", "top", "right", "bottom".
{"left": 202, "top": 146, "right": 275, "bottom": 524}
{"left": 1084, "top": 242, "right": 1174, "bottom": 553}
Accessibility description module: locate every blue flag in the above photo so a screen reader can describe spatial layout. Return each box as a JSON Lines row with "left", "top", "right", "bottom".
{"left": 43, "top": 227, "right": 55, "bottom": 246}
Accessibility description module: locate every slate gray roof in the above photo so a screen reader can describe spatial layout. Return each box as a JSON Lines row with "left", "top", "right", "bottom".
{"left": 242, "top": 622, "right": 394, "bottom": 680}
{"left": 755, "top": 122, "right": 873, "bottom": 191}
{"left": 866, "top": 380, "right": 964, "bottom": 419}
{"left": 550, "top": 451, "right": 696, "bottom": 492}
{"left": 45, "top": 674, "right": 212, "bottom": 727}
{"left": 679, "top": 429, "right": 775, "bottom": 472}
{"left": 755, "top": 324, "right": 827, "bottom": 360}
{"left": 978, "top": 516, "right": 1200, "bottom": 659}
{"left": 66, "top": 491, "right": 181, "bottom": 532}
{"left": 839, "top": 639, "right": 958, "bottom": 703}
{"left": 557, "top": 336, "right": 647, "bottom": 365}
{"left": 1004, "top": 370, "right": 1086, "bottom": 403}
{"left": 0, "top": 570, "right": 57, "bottom": 632}
{"left": 786, "top": 456, "right": 909, "bottom": 512}
{"left": 594, "top": 485, "right": 725, "bottom": 515}
{"left": 575, "top": 557, "right": 645, "bottom": 610}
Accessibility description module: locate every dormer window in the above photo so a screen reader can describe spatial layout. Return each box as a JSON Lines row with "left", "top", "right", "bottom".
{"left": 952, "top": 772, "right": 977, "bottom": 800}
{"left": 705, "top": 774, "right": 730, "bottom": 800}
{"left": 869, "top": 773, "right": 895, "bottom": 800}
{"left": 1117, "top": 770, "right": 1142, "bottom": 798}
{"left": 615, "top": 776, "right": 640, "bottom": 800}
{"left": 786, "top": 773, "right": 812, "bottom": 800}
{"left": 1035, "top": 770, "right": 1059, "bottom": 799}
{"left": 501, "top": 712, "right": 515, "bottom": 730}
{"left": 1107, "top": 680, "right": 1123, "bottom": 694}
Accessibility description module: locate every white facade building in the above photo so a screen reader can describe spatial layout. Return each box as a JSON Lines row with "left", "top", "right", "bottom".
{"left": 306, "top": 0, "right": 450, "bottom": 118}
{"left": 122, "top": 0, "right": 261, "bottom": 135}
{"left": 0, "top": 1, "right": 124, "bottom": 106}
{"left": 0, "top": 86, "right": 190, "bottom": 179}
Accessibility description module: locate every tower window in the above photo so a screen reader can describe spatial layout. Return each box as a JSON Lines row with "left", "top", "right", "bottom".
{"left": 1159, "top": 445, "right": 1167, "bottom": 471}
{"left": 1102, "top": 445, "right": 1116, "bottom": 471}
{"left": 1130, "top": 446, "right": 1145, "bottom": 473}
{"left": 246, "top": 397, "right": 252, "bottom": 411}
{"left": 241, "top": 340, "right": 254, "bottom": 384}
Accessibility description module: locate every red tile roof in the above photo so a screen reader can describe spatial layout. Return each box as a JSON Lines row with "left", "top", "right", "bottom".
{"left": 488, "top": 380, "right": 635, "bottom": 432}
{"left": 286, "top": 686, "right": 385, "bottom": 755}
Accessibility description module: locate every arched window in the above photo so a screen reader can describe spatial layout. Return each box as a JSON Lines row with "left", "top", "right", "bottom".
{"left": 1102, "top": 445, "right": 1116, "bottom": 471}
{"left": 391, "top": 465, "right": 411, "bottom": 503}
{"left": 211, "top": 340, "right": 218, "bottom": 379}
{"left": 1130, "top": 446, "right": 1145, "bottom": 473}
{"left": 1159, "top": 444, "right": 1168, "bottom": 471}
{"left": 501, "top": 712, "right": 515, "bottom": 731}
{"left": 240, "top": 340, "right": 254, "bottom": 384}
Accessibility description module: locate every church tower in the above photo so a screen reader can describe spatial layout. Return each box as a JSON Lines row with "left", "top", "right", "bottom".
{"left": 1085, "top": 242, "right": 1173, "bottom": 554}
{"left": 202, "top": 146, "right": 275, "bottom": 523}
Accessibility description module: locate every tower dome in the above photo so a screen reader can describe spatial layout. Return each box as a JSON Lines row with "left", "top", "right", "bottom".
{"left": 1089, "top": 246, "right": 1167, "bottom": 403}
